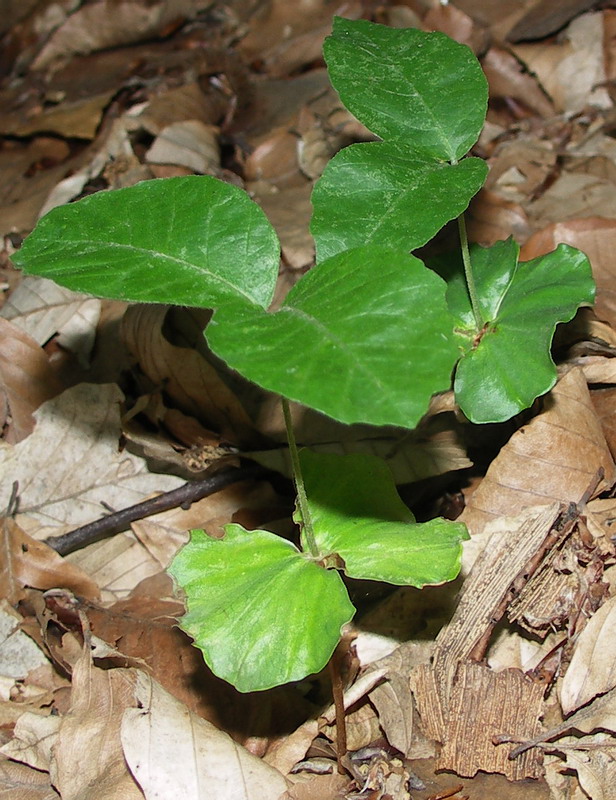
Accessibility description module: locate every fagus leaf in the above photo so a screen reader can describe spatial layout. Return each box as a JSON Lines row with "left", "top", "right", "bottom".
{"left": 299, "top": 450, "right": 469, "bottom": 585}
{"left": 168, "top": 526, "right": 354, "bottom": 692}
{"left": 323, "top": 17, "right": 488, "bottom": 161}
{"left": 436, "top": 239, "right": 596, "bottom": 422}
{"left": 207, "top": 245, "right": 459, "bottom": 427}
{"left": 311, "top": 142, "right": 487, "bottom": 261}
{"left": 12, "top": 176, "right": 280, "bottom": 310}
{"left": 170, "top": 450, "right": 468, "bottom": 693}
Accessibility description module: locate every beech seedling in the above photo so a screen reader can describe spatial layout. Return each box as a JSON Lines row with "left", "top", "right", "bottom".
{"left": 12, "top": 18, "right": 594, "bottom": 692}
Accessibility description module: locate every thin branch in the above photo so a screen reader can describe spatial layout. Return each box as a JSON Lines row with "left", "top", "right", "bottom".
{"left": 43, "top": 463, "right": 266, "bottom": 556}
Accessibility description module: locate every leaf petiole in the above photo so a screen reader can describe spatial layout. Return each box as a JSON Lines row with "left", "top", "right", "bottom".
{"left": 282, "top": 397, "right": 320, "bottom": 558}
{"left": 457, "top": 213, "right": 484, "bottom": 331}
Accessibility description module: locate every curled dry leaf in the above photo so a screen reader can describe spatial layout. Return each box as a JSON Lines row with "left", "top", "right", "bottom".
{"left": 560, "top": 593, "right": 616, "bottom": 715}
{"left": 0, "top": 518, "right": 99, "bottom": 605}
{"left": 461, "top": 368, "right": 616, "bottom": 535}
{"left": 0, "top": 317, "right": 63, "bottom": 443}
{"left": 121, "top": 305, "right": 257, "bottom": 445}
{"left": 521, "top": 218, "right": 616, "bottom": 330}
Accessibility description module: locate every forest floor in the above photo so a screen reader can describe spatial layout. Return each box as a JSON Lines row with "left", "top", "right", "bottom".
{"left": 2, "top": 2, "right": 616, "bottom": 799}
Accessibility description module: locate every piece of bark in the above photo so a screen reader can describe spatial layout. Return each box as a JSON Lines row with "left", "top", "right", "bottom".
{"left": 437, "top": 662, "right": 545, "bottom": 780}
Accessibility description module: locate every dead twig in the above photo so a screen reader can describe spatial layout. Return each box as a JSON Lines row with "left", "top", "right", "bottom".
{"left": 43, "top": 463, "right": 267, "bottom": 556}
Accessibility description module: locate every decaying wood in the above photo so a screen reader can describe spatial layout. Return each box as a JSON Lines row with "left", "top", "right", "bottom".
{"left": 410, "top": 502, "right": 585, "bottom": 778}
{"left": 432, "top": 502, "right": 571, "bottom": 707}
{"left": 437, "top": 662, "right": 545, "bottom": 780}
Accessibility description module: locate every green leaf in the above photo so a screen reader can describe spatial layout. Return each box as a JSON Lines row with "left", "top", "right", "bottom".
{"left": 168, "top": 526, "right": 354, "bottom": 693}
{"left": 300, "top": 450, "right": 469, "bottom": 585}
{"left": 207, "top": 245, "right": 459, "bottom": 428}
{"left": 439, "top": 239, "right": 596, "bottom": 423}
{"left": 12, "top": 176, "right": 280, "bottom": 309}
{"left": 311, "top": 142, "right": 487, "bottom": 261}
{"left": 324, "top": 17, "right": 488, "bottom": 161}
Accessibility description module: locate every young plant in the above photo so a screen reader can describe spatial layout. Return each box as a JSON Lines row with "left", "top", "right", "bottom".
{"left": 12, "top": 19, "right": 594, "bottom": 692}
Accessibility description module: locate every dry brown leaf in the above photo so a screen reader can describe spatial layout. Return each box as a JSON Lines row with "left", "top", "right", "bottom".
{"left": 135, "top": 82, "right": 226, "bottom": 134}
{"left": 508, "top": 0, "right": 598, "bottom": 41}
{"left": 1, "top": 276, "right": 101, "bottom": 367}
{"left": 486, "top": 138, "right": 556, "bottom": 203}
{"left": 0, "top": 382, "right": 184, "bottom": 533}
{"left": 513, "top": 13, "right": 611, "bottom": 114}
{"left": 461, "top": 368, "right": 615, "bottom": 535}
{"left": 592, "top": 388, "right": 616, "bottom": 460}
{"left": 286, "top": 772, "right": 349, "bottom": 800}
{"left": 423, "top": 2, "right": 488, "bottom": 53}
{"left": 0, "top": 136, "right": 79, "bottom": 235}
{"left": 145, "top": 120, "right": 220, "bottom": 174}
{"left": 121, "top": 305, "right": 257, "bottom": 445}
{"left": 467, "top": 188, "right": 530, "bottom": 245}
{"left": 0, "top": 519, "right": 99, "bottom": 605}
{"left": 520, "top": 218, "right": 616, "bottom": 330}
{"left": 560, "top": 593, "right": 616, "bottom": 714}
{"left": 52, "top": 650, "right": 144, "bottom": 800}
{"left": 559, "top": 740, "right": 616, "bottom": 800}
{"left": 0, "top": 712, "right": 60, "bottom": 773}
{"left": 0, "top": 752, "right": 59, "bottom": 800}
{"left": 32, "top": 1, "right": 197, "bottom": 70}
{"left": 244, "top": 126, "right": 301, "bottom": 183}
{"left": 559, "top": 685, "right": 616, "bottom": 735}
{"left": 0, "top": 318, "right": 62, "bottom": 443}
{"left": 482, "top": 46, "right": 555, "bottom": 118}
{"left": 527, "top": 172, "right": 616, "bottom": 229}
{"left": 263, "top": 719, "right": 319, "bottom": 776}
{"left": 121, "top": 670, "right": 288, "bottom": 800}
{"left": 0, "top": 600, "right": 48, "bottom": 679}
{"left": 251, "top": 181, "right": 315, "bottom": 270}
{"left": 236, "top": 0, "right": 361, "bottom": 78}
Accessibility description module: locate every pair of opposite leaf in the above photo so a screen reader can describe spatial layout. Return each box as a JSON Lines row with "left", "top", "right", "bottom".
{"left": 13, "top": 18, "right": 595, "bottom": 429}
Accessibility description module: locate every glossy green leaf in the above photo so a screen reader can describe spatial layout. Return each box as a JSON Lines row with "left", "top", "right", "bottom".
{"left": 324, "top": 17, "right": 488, "bottom": 161}
{"left": 207, "top": 245, "right": 459, "bottom": 428}
{"left": 311, "top": 142, "right": 487, "bottom": 261}
{"left": 299, "top": 450, "right": 468, "bottom": 585}
{"left": 12, "top": 176, "right": 279, "bottom": 309}
{"left": 168, "top": 526, "right": 354, "bottom": 693}
{"left": 439, "top": 239, "right": 595, "bottom": 423}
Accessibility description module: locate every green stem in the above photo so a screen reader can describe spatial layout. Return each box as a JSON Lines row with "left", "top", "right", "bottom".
{"left": 282, "top": 397, "right": 319, "bottom": 558}
{"left": 457, "top": 213, "right": 484, "bottom": 330}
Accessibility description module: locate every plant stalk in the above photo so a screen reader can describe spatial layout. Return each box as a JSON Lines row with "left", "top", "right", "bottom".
{"left": 457, "top": 213, "right": 484, "bottom": 330}
{"left": 328, "top": 646, "right": 348, "bottom": 774}
{"left": 281, "top": 397, "right": 320, "bottom": 558}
